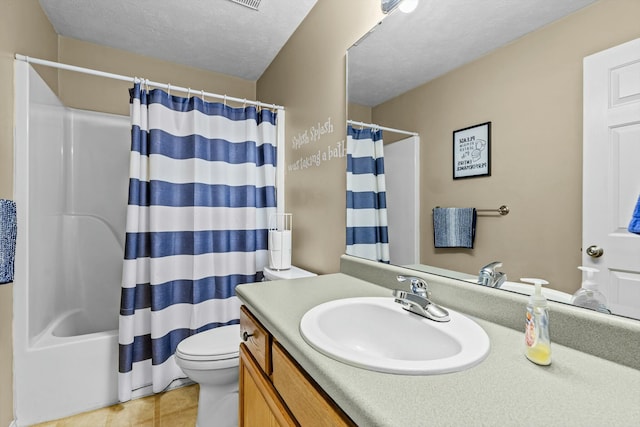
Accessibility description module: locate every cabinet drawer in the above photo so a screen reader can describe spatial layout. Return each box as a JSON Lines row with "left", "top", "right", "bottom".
{"left": 272, "top": 341, "right": 355, "bottom": 427}
{"left": 240, "top": 305, "right": 271, "bottom": 374}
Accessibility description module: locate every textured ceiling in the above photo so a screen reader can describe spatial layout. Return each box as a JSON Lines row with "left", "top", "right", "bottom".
{"left": 38, "top": 0, "right": 317, "bottom": 81}
{"left": 38, "top": 0, "right": 599, "bottom": 94}
{"left": 348, "top": 0, "right": 599, "bottom": 107}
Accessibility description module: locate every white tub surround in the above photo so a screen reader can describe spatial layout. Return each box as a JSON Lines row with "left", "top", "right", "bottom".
{"left": 13, "top": 61, "right": 130, "bottom": 426}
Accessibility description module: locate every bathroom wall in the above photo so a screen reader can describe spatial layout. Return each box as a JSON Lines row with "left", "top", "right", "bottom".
{"left": 0, "top": 1, "right": 59, "bottom": 424}
{"left": 371, "top": 0, "right": 640, "bottom": 294}
{"left": 256, "top": 0, "right": 640, "bottom": 287}
{"left": 347, "top": 102, "right": 373, "bottom": 124}
{"left": 7, "top": 0, "right": 634, "bottom": 422}
{"left": 1, "top": 2, "right": 258, "bottom": 423}
{"left": 257, "top": 0, "right": 383, "bottom": 274}
{"left": 57, "top": 37, "right": 256, "bottom": 117}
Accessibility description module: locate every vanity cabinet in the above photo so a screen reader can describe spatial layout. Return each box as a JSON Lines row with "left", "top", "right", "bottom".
{"left": 239, "top": 306, "right": 355, "bottom": 427}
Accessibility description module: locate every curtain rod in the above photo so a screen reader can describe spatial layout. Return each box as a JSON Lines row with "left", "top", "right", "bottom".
{"left": 15, "top": 54, "right": 284, "bottom": 111}
{"left": 347, "top": 120, "right": 418, "bottom": 136}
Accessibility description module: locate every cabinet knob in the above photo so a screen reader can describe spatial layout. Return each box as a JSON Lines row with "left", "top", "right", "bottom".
{"left": 242, "top": 331, "right": 253, "bottom": 342}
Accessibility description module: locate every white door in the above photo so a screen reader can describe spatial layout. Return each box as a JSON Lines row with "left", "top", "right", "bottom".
{"left": 385, "top": 135, "right": 420, "bottom": 265}
{"left": 583, "top": 37, "right": 640, "bottom": 319}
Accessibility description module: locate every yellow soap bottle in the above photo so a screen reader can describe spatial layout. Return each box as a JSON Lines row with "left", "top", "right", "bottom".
{"left": 522, "top": 278, "right": 551, "bottom": 366}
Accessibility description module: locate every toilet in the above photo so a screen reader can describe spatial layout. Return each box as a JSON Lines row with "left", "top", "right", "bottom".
{"left": 175, "top": 324, "right": 241, "bottom": 427}
{"left": 174, "top": 265, "right": 316, "bottom": 427}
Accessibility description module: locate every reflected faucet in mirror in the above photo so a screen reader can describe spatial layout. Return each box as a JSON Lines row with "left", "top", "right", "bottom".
{"left": 477, "top": 261, "right": 507, "bottom": 288}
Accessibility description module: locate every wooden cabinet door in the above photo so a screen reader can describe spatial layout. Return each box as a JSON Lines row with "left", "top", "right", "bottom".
{"left": 239, "top": 344, "right": 297, "bottom": 427}
{"left": 271, "top": 342, "right": 355, "bottom": 427}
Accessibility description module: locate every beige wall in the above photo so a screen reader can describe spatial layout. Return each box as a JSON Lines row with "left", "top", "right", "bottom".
{"left": 348, "top": 102, "right": 372, "bottom": 124}
{"left": 370, "top": 0, "right": 640, "bottom": 294}
{"left": 257, "top": 0, "right": 383, "bottom": 274}
{"left": 5, "top": 0, "right": 635, "bottom": 422}
{"left": 0, "top": 1, "right": 59, "bottom": 424}
{"left": 2, "top": 0, "right": 382, "bottom": 417}
{"left": 58, "top": 37, "right": 255, "bottom": 116}
{"left": 1, "top": 2, "right": 256, "bottom": 423}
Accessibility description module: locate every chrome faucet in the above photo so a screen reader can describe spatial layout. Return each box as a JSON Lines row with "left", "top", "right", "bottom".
{"left": 477, "top": 261, "right": 507, "bottom": 288}
{"left": 393, "top": 276, "right": 450, "bottom": 322}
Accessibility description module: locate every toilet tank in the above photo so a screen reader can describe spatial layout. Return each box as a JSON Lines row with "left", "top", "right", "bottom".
{"left": 263, "top": 266, "right": 316, "bottom": 281}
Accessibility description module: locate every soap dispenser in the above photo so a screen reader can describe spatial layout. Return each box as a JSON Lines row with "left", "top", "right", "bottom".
{"left": 571, "top": 266, "right": 610, "bottom": 314}
{"left": 521, "top": 278, "right": 551, "bottom": 366}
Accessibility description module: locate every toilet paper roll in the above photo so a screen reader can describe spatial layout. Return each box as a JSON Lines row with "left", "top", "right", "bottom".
{"left": 268, "top": 230, "right": 291, "bottom": 270}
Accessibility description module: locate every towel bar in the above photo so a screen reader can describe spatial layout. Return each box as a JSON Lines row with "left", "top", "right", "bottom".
{"left": 477, "top": 205, "right": 510, "bottom": 216}
{"left": 434, "top": 205, "right": 510, "bottom": 216}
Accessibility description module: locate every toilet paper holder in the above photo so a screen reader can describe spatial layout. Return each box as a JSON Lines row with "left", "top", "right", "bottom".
{"left": 268, "top": 213, "right": 292, "bottom": 270}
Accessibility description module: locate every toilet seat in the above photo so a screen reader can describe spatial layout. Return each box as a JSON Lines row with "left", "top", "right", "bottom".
{"left": 175, "top": 324, "right": 240, "bottom": 362}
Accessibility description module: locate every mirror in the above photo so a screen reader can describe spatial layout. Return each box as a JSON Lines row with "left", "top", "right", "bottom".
{"left": 347, "top": 0, "right": 640, "bottom": 320}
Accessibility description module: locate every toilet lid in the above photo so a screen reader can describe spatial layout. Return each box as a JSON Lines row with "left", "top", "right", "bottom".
{"left": 175, "top": 324, "right": 240, "bottom": 361}
{"left": 264, "top": 265, "right": 317, "bottom": 280}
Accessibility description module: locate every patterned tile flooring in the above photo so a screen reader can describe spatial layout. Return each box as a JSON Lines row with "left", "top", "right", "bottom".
{"left": 31, "top": 384, "right": 199, "bottom": 427}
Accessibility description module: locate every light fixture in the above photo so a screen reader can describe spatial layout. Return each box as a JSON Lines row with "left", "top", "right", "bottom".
{"left": 381, "top": 0, "right": 418, "bottom": 14}
{"left": 399, "top": 0, "right": 418, "bottom": 13}
{"left": 381, "top": 0, "right": 401, "bottom": 14}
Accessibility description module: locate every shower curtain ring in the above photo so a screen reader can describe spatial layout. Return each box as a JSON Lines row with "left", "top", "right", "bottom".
{"left": 223, "top": 94, "right": 227, "bottom": 106}
{"left": 167, "top": 83, "right": 171, "bottom": 96}
{"left": 201, "top": 89, "right": 206, "bottom": 102}
{"left": 187, "top": 87, "right": 191, "bottom": 98}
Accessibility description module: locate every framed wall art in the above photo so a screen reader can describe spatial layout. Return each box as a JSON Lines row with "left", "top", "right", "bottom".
{"left": 453, "top": 122, "right": 491, "bottom": 179}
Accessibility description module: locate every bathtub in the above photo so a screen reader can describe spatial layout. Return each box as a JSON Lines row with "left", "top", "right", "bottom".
{"left": 17, "top": 323, "right": 120, "bottom": 424}
{"left": 13, "top": 62, "right": 131, "bottom": 426}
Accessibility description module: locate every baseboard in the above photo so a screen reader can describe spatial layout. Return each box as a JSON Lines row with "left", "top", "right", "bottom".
{"left": 130, "top": 378, "right": 194, "bottom": 400}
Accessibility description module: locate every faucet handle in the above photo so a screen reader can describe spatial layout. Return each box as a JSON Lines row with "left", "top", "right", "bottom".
{"left": 396, "top": 275, "right": 430, "bottom": 299}
{"left": 480, "top": 261, "right": 503, "bottom": 274}
{"left": 478, "top": 261, "right": 506, "bottom": 287}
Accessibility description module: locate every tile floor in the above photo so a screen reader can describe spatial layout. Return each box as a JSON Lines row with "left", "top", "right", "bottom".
{"left": 31, "top": 384, "right": 199, "bottom": 427}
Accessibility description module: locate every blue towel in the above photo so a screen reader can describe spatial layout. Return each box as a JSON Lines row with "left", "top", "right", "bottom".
{"left": 433, "top": 207, "right": 476, "bottom": 248}
{"left": 629, "top": 194, "right": 640, "bottom": 235}
{"left": 0, "top": 199, "right": 17, "bottom": 284}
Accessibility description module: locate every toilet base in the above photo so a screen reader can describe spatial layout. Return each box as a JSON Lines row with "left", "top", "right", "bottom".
{"left": 196, "top": 382, "right": 239, "bottom": 427}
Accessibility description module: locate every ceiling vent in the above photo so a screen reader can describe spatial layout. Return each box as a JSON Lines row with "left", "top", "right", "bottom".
{"left": 228, "top": 0, "right": 261, "bottom": 10}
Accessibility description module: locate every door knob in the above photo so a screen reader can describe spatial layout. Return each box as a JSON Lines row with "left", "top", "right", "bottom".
{"left": 586, "top": 245, "right": 604, "bottom": 258}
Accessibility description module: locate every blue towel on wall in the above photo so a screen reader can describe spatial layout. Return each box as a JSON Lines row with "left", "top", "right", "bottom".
{"left": 629, "top": 194, "right": 640, "bottom": 235}
{"left": 433, "top": 207, "right": 477, "bottom": 248}
{"left": 0, "top": 199, "right": 17, "bottom": 284}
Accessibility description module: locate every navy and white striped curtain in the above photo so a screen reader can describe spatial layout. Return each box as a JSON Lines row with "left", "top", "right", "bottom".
{"left": 118, "top": 83, "right": 277, "bottom": 401}
{"left": 346, "top": 125, "right": 390, "bottom": 263}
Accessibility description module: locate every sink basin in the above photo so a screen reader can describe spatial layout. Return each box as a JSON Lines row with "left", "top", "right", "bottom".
{"left": 299, "top": 297, "right": 490, "bottom": 375}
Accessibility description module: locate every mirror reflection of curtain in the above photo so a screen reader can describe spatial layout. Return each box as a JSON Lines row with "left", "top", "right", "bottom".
{"left": 346, "top": 125, "right": 390, "bottom": 263}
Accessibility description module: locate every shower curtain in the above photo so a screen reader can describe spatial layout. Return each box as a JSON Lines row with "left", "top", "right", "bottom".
{"left": 118, "top": 83, "right": 277, "bottom": 401}
{"left": 346, "top": 125, "right": 390, "bottom": 263}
